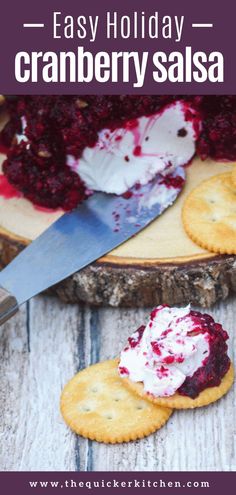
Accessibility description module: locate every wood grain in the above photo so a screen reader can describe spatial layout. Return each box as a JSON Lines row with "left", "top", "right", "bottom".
{"left": 0, "top": 296, "right": 235, "bottom": 471}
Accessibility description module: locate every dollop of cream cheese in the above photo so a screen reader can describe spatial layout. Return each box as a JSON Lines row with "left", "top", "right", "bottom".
{"left": 119, "top": 305, "right": 210, "bottom": 397}
{"left": 67, "top": 101, "right": 198, "bottom": 195}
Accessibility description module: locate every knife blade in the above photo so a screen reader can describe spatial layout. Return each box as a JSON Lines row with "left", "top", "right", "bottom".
{"left": 0, "top": 167, "right": 185, "bottom": 324}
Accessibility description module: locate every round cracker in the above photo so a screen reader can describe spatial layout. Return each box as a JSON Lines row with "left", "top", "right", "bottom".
{"left": 123, "top": 363, "right": 234, "bottom": 410}
{"left": 60, "top": 359, "right": 172, "bottom": 443}
{"left": 182, "top": 172, "right": 236, "bottom": 254}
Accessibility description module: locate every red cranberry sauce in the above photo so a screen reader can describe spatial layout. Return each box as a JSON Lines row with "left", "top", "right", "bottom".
{"left": 0, "top": 174, "right": 22, "bottom": 199}
{"left": 178, "top": 311, "right": 230, "bottom": 399}
{"left": 150, "top": 304, "right": 170, "bottom": 322}
{"left": 159, "top": 174, "right": 185, "bottom": 190}
{"left": 119, "top": 366, "right": 129, "bottom": 376}
{"left": 1, "top": 96, "right": 175, "bottom": 209}
{"left": 127, "top": 325, "right": 145, "bottom": 349}
{"left": 0, "top": 143, "right": 9, "bottom": 155}
{"left": 196, "top": 96, "right": 236, "bottom": 161}
{"left": 2, "top": 141, "right": 86, "bottom": 210}
{"left": 1, "top": 95, "right": 236, "bottom": 209}
{"left": 126, "top": 307, "right": 230, "bottom": 399}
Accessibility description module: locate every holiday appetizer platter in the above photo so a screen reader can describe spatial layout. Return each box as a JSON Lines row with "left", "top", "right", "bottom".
{"left": 0, "top": 95, "right": 236, "bottom": 308}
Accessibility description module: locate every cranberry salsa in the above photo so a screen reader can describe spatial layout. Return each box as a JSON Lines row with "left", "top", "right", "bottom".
{"left": 1, "top": 96, "right": 236, "bottom": 210}
{"left": 118, "top": 305, "right": 230, "bottom": 399}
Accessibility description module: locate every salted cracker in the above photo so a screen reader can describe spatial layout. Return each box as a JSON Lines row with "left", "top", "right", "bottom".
{"left": 60, "top": 359, "right": 172, "bottom": 443}
{"left": 182, "top": 172, "right": 236, "bottom": 254}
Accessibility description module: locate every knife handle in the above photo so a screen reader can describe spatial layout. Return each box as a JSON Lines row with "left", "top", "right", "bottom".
{"left": 0, "top": 287, "right": 19, "bottom": 325}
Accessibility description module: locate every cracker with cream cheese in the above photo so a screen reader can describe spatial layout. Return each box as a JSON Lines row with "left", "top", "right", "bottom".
{"left": 123, "top": 363, "right": 234, "bottom": 409}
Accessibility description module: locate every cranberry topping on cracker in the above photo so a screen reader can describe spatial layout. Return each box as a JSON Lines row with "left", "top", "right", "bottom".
{"left": 118, "top": 305, "right": 230, "bottom": 399}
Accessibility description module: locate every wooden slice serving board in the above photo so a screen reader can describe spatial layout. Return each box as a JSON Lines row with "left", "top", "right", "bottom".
{"left": 0, "top": 142, "right": 236, "bottom": 308}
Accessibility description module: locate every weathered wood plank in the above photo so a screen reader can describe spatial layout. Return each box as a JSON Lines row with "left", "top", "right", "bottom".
{"left": 0, "top": 296, "right": 235, "bottom": 471}
{"left": 0, "top": 297, "right": 89, "bottom": 471}
{"left": 0, "top": 303, "right": 28, "bottom": 471}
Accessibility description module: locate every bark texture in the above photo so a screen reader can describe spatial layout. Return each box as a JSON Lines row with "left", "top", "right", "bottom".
{"left": 1, "top": 232, "right": 236, "bottom": 308}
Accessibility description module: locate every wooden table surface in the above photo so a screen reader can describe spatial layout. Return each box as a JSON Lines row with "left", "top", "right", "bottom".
{"left": 0, "top": 295, "right": 235, "bottom": 472}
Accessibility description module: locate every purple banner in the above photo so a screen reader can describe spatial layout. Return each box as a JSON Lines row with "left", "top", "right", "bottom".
{"left": 0, "top": 0, "right": 235, "bottom": 94}
{"left": 0, "top": 471, "right": 235, "bottom": 495}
